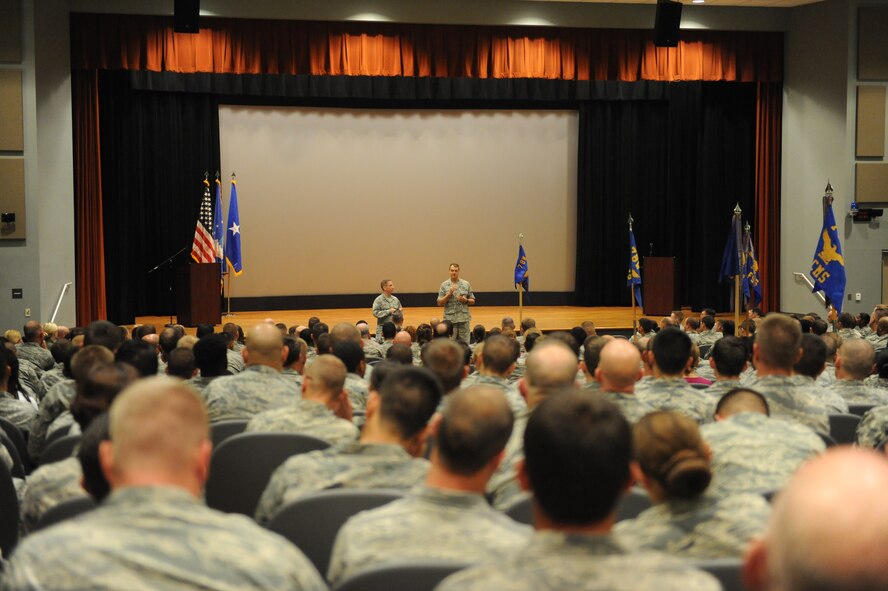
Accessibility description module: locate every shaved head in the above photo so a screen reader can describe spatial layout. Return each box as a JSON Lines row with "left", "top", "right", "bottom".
{"left": 393, "top": 331, "right": 413, "bottom": 347}
{"left": 525, "top": 340, "right": 578, "bottom": 407}
{"left": 244, "top": 323, "right": 285, "bottom": 368}
{"left": 303, "top": 354, "right": 347, "bottom": 402}
{"left": 596, "top": 339, "right": 642, "bottom": 392}
{"left": 837, "top": 339, "right": 875, "bottom": 381}
{"left": 750, "top": 449, "right": 888, "bottom": 591}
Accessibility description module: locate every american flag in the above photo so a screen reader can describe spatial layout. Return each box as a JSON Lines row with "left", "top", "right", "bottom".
{"left": 191, "top": 181, "right": 215, "bottom": 264}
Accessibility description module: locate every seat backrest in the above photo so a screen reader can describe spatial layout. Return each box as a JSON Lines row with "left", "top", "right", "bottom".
{"left": 504, "top": 493, "right": 532, "bottom": 525}
{"left": 43, "top": 424, "right": 74, "bottom": 449}
{"left": 40, "top": 433, "right": 82, "bottom": 466}
{"left": 691, "top": 558, "right": 744, "bottom": 591}
{"left": 818, "top": 431, "right": 837, "bottom": 448}
{"left": 616, "top": 487, "right": 652, "bottom": 521}
{"left": 209, "top": 419, "right": 249, "bottom": 449}
{"left": 828, "top": 413, "right": 862, "bottom": 445}
{"left": 333, "top": 559, "right": 472, "bottom": 591}
{"left": 32, "top": 495, "right": 97, "bottom": 532}
{"left": 0, "top": 431, "right": 27, "bottom": 478}
{"left": 848, "top": 404, "right": 876, "bottom": 417}
{"left": 0, "top": 459, "right": 19, "bottom": 557}
{"left": 268, "top": 488, "right": 404, "bottom": 577}
{"left": 205, "top": 432, "right": 330, "bottom": 516}
{"left": 0, "top": 417, "right": 29, "bottom": 470}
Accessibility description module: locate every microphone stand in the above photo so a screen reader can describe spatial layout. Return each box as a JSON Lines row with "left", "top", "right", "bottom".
{"left": 147, "top": 245, "right": 191, "bottom": 325}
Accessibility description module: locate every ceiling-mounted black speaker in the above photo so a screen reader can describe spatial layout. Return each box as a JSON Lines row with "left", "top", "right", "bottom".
{"left": 654, "top": 0, "right": 682, "bottom": 47}
{"left": 174, "top": 0, "right": 200, "bottom": 34}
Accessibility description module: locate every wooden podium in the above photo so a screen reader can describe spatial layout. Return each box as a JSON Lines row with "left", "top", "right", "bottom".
{"left": 176, "top": 263, "right": 221, "bottom": 326}
{"left": 643, "top": 257, "right": 680, "bottom": 316}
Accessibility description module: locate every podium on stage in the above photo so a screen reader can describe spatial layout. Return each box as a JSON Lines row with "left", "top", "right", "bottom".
{"left": 643, "top": 257, "right": 680, "bottom": 316}
{"left": 176, "top": 263, "right": 221, "bottom": 326}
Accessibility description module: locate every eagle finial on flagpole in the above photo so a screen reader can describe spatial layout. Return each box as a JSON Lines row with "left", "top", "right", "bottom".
{"left": 628, "top": 212, "right": 634, "bottom": 231}
{"left": 734, "top": 203, "right": 742, "bottom": 216}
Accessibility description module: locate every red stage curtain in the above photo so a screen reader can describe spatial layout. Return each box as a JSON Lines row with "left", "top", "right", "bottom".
{"left": 754, "top": 81, "right": 782, "bottom": 312}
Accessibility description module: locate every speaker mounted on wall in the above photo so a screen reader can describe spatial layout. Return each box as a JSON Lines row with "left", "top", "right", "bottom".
{"left": 174, "top": 0, "right": 200, "bottom": 34}
{"left": 654, "top": 0, "right": 683, "bottom": 48}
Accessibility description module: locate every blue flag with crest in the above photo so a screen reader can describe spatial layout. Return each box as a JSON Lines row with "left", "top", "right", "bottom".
{"left": 515, "top": 244, "right": 529, "bottom": 303}
{"left": 628, "top": 229, "right": 642, "bottom": 307}
{"left": 810, "top": 195, "right": 846, "bottom": 312}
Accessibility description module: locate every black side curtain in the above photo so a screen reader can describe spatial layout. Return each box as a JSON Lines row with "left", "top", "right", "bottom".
{"left": 575, "top": 82, "right": 756, "bottom": 311}
{"left": 99, "top": 71, "right": 220, "bottom": 323}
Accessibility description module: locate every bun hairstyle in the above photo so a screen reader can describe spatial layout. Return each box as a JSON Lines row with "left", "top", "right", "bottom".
{"left": 633, "top": 411, "right": 711, "bottom": 500}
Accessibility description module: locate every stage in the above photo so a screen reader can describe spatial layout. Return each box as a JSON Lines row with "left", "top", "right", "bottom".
{"left": 135, "top": 305, "right": 686, "bottom": 334}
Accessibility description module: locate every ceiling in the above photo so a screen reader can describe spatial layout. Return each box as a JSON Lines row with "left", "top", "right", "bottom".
{"left": 527, "top": 0, "right": 822, "bottom": 8}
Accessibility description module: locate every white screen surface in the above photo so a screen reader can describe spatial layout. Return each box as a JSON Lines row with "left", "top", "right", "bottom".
{"left": 219, "top": 106, "right": 577, "bottom": 297}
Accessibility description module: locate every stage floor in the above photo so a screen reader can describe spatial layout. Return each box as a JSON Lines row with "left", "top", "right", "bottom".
{"left": 136, "top": 305, "right": 681, "bottom": 333}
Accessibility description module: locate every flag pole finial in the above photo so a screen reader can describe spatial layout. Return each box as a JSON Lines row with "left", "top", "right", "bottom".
{"left": 518, "top": 233, "right": 524, "bottom": 244}
{"left": 231, "top": 171, "right": 237, "bottom": 179}
{"left": 734, "top": 203, "right": 742, "bottom": 215}
{"left": 628, "top": 213, "right": 634, "bottom": 230}
{"left": 204, "top": 171, "right": 208, "bottom": 180}
{"left": 215, "top": 170, "right": 221, "bottom": 180}
{"left": 744, "top": 221, "right": 751, "bottom": 233}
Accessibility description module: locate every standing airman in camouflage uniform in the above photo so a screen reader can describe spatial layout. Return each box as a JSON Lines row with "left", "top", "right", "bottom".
{"left": 701, "top": 388, "right": 824, "bottom": 496}
{"left": 246, "top": 354, "right": 357, "bottom": 446}
{"left": 437, "top": 263, "right": 475, "bottom": 345}
{"left": 634, "top": 328, "right": 712, "bottom": 423}
{"left": 372, "top": 279, "right": 402, "bottom": 341}
{"left": 744, "top": 314, "right": 830, "bottom": 433}
{"left": 203, "top": 324, "right": 296, "bottom": 422}
{"left": 439, "top": 393, "right": 720, "bottom": 591}
{"left": 256, "top": 366, "right": 442, "bottom": 525}
{"left": 3, "top": 377, "right": 327, "bottom": 591}
{"left": 328, "top": 386, "right": 529, "bottom": 585}
{"left": 459, "top": 335, "right": 526, "bottom": 416}
{"left": 486, "top": 340, "right": 579, "bottom": 510}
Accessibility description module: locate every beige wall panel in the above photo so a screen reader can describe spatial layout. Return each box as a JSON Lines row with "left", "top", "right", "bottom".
{"left": 857, "top": 162, "right": 888, "bottom": 203}
{"left": 0, "top": 69, "right": 24, "bottom": 151}
{"left": 857, "top": 86, "right": 886, "bottom": 157}
{"left": 0, "top": 0, "right": 22, "bottom": 63}
{"left": 859, "top": 7, "right": 888, "bottom": 80}
{"left": 0, "top": 157, "right": 25, "bottom": 239}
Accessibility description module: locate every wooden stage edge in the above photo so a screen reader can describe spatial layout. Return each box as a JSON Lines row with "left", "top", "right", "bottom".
{"left": 136, "top": 305, "right": 710, "bottom": 334}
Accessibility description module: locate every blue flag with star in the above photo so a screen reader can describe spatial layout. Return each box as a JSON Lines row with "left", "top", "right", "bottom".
{"left": 810, "top": 199, "right": 846, "bottom": 312}
{"left": 628, "top": 229, "right": 642, "bottom": 307}
{"left": 225, "top": 179, "right": 243, "bottom": 276}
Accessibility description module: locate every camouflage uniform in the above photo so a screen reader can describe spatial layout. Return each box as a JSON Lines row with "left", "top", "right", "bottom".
{"left": 225, "top": 348, "right": 245, "bottom": 374}
{"left": 3, "top": 486, "right": 327, "bottom": 591}
{"left": 0, "top": 391, "right": 37, "bottom": 436}
{"left": 581, "top": 380, "right": 601, "bottom": 393}
{"left": 460, "top": 375, "right": 527, "bottom": 417}
{"left": 245, "top": 399, "right": 358, "bottom": 446}
{"left": 436, "top": 530, "right": 720, "bottom": 591}
{"left": 816, "top": 364, "right": 836, "bottom": 387}
{"left": 371, "top": 293, "right": 402, "bottom": 339}
{"left": 856, "top": 405, "right": 888, "bottom": 447}
{"left": 280, "top": 368, "right": 304, "bottom": 390}
{"left": 486, "top": 409, "right": 530, "bottom": 510}
{"left": 634, "top": 378, "right": 712, "bottom": 423}
{"left": 828, "top": 379, "right": 888, "bottom": 405}
{"left": 864, "top": 375, "right": 888, "bottom": 389}
{"left": 744, "top": 375, "right": 830, "bottom": 433}
{"left": 185, "top": 375, "right": 219, "bottom": 400}
{"left": 255, "top": 442, "right": 429, "bottom": 525}
{"left": 344, "top": 373, "right": 369, "bottom": 413}
{"left": 29, "top": 379, "right": 78, "bottom": 463}
{"left": 16, "top": 360, "right": 41, "bottom": 400}
{"left": 16, "top": 342, "right": 54, "bottom": 372}
{"left": 614, "top": 492, "right": 770, "bottom": 559}
{"left": 701, "top": 412, "right": 824, "bottom": 495}
{"left": 866, "top": 332, "right": 888, "bottom": 352}
{"left": 789, "top": 374, "right": 848, "bottom": 414}
{"left": 438, "top": 278, "right": 474, "bottom": 344}
{"left": 837, "top": 327, "right": 861, "bottom": 341}
{"left": 363, "top": 339, "right": 384, "bottom": 360}
{"left": 327, "top": 486, "right": 531, "bottom": 585}
{"left": 20, "top": 456, "right": 88, "bottom": 533}
{"left": 596, "top": 391, "right": 653, "bottom": 424}
{"left": 203, "top": 365, "right": 296, "bottom": 422}
{"left": 36, "top": 366, "right": 65, "bottom": 401}
{"left": 695, "top": 329, "right": 721, "bottom": 348}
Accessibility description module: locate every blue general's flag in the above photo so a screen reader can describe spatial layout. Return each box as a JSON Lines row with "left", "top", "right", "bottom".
{"left": 743, "top": 229, "right": 763, "bottom": 305}
{"left": 213, "top": 177, "right": 224, "bottom": 267}
{"left": 225, "top": 178, "right": 243, "bottom": 276}
{"left": 627, "top": 229, "right": 642, "bottom": 307}
{"left": 810, "top": 198, "right": 846, "bottom": 312}
{"left": 719, "top": 209, "right": 743, "bottom": 282}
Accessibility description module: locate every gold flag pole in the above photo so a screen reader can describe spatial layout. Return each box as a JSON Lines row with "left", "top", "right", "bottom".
{"left": 629, "top": 214, "right": 637, "bottom": 344}
{"left": 517, "top": 233, "right": 524, "bottom": 325}
{"left": 734, "top": 204, "right": 742, "bottom": 336}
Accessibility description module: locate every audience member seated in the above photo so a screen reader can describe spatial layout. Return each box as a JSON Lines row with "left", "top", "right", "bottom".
{"left": 461, "top": 335, "right": 526, "bottom": 416}
{"left": 744, "top": 448, "right": 888, "bottom": 591}
{"left": 438, "top": 393, "right": 720, "bottom": 591}
{"left": 684, "top": 343, "right": 713, "bottom": 386}
{"left": 615, "top": 411, "right": 770, "bottom": 558}
{"left": 791, "top": 334, "right": 848, "bottom": 414}
{"left": 829, "top": 339, "right": 888, "bottom": 405}
{"left": 592, "top": 339, "right": 652, "bottom": 424}
{"left": 701, "top": 388, "right": 824, "bottom": 496}
{"left": 327, "top": 386, "right": 529, "bottom": 585}
{"left": 246, "top": 354, "right": 357, "bottom": 446}
{"left": 203, "top": 324, "right": 295, "bottom": 422}
{"left": 580, "top": 336, "right": 610, "bottom": 392}
{"left": 5, "top": 377, "right": 327, "bottom": 590}
{"left": 255, "top": 366, "right": 442, "bottom": 525}
{"left": 0, "top": 346, "right": 38, "bottom": 434}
